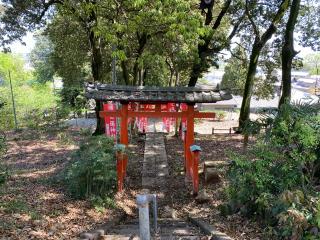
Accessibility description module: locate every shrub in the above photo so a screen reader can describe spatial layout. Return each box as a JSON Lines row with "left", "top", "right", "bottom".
{"left": 225, "top": 103, "right": 320, "bottom": 239}
{"left": 65, "top": 135, "right": 116, "bottom": 199}
{"left": 0, "top": 131, "right": 8, "bottom": 186}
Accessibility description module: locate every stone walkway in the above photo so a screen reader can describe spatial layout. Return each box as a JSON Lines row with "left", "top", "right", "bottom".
{"left": 142, "top": 133, "right": 169, "bottom": 189}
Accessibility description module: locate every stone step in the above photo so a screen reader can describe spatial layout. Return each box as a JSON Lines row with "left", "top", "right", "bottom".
{"left": 101, "top": 217, "right": 205, "bottom": 240}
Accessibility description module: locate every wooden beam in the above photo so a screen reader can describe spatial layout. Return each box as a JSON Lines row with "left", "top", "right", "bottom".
{"left": 99, "top": 111, "right": 215, "bottom": 119}
{"left": 194, "top": 112, "right": 216, "bottom": 118}
{"left": 99, "top": 111, "right": 121, "bottom": 118}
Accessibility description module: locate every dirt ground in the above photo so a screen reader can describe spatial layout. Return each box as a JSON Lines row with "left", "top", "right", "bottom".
{"left": 164, "top": 134, "right": 264, "bottom": 240}
{"left": 0, "top": 125, "right": 264, "bottom": 240}
{"left": 0, "top": 127, "right": 123, "bottom": 240}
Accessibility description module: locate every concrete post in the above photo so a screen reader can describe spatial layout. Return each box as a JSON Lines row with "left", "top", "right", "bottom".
{"left": 137, "top": 195, "right": 150, "bottom": 240}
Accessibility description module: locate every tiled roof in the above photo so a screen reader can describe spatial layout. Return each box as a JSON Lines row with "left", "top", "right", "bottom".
{"left": 85, "top": 83, "right": 232, "bottom": 103}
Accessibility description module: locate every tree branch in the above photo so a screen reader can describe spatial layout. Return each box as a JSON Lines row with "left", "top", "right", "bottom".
{"left": 245, "top": 0, "right": 260, "bottom": 37}
{"left": 204, "top": 0, "right": 215, "bottom": 25}
{"left": 37, "top": 0, "right": 64, "bottom": 23}
{"left": 227, "top": 11, "right": 246, "bottom": 42}
{"left": 212, "top": 0, "right": 232, "bottom": 30}
{"left": 260, "top": 0, "right": 290, "bottom": 44}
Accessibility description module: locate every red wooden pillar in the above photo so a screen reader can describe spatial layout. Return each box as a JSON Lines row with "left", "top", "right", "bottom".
{"left": 116, "top": 151, "right": 124, "bottom": 192}
{"left": 120, "top": 102, "right": 129, "bottom": 146}
{"left": 185, "top": 104, "right": 195, "bottom": 179}
{"left": 190, "top": 145, "right": 201, "bottom": 195}
{"left": 117, "top": 102, "right": 129, "bottom": 192}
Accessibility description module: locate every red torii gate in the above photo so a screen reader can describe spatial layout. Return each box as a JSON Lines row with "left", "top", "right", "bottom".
{"left": 86, "top": 84, "right": 232, "bottom": 194}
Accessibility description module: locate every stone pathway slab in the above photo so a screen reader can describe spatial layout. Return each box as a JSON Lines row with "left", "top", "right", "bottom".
{"left": 142, "top": 133, "right": 169, "bottom": 189}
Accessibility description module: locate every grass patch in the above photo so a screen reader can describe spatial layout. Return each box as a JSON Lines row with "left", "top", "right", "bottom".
{"left": 0, "top": 199, "right": 29, "bottom": 214}
{"left": 0, "top": 199, "right": 42, "bottom": 220}
{"left": 90, "top": 195, "right": 117, "bottom": 213}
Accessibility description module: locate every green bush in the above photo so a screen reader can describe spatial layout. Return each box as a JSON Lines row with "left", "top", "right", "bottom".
{"left": 225, "top": 103, "right": 320, "bottom": 239}
{"left": 0, "top": 132, "right": 8, "bottom": 186}
{"left": 65, "top": 135, "right": 116, "bottom": 199}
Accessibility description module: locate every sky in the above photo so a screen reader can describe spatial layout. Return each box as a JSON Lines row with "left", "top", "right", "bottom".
{"left": 10, "top": 32, "right": 35, "bottom": 55}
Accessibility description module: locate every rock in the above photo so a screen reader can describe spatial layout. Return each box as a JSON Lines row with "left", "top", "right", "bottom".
{"left": 196, "top": 189, "right": 211, "bottom": 203}
{"left": 204, "top": 169, "right": 221, "bottom": 184}
{"left": 162, "top": 206, "right": 177, "bottom": 219}
{"left": 204, "top": 161, "right": 231, "bottom": 168}
{"left": 310, "top": 227, "right": 319, "bottom": 236}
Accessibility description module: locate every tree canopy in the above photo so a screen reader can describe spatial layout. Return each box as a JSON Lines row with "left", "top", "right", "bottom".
{"left": 1, "top": 0, "right": 320, "bottom": 129}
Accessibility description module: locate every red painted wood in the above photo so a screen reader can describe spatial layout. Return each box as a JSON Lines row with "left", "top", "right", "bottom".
{"left": 192, "top": 151, "right": 200, "bottom": 195}
{"left": 122, "top": 154, "right": 128, "bottom": 180}
{"left": 185, "top": 104, "right": 195, "bottom": 179}
{"left": 100, "top": 101, "right": 215, "bottom": 194}
{"left": 155, "top": 104, "right": 161, "bottom": 112}
{"left": 99, "top": 111, "right": 120, "bottom": 118}
{"left": 100, "top": 110, "right": 215, "bottom": 119}
{"left": 120, "top": 103, "right": 129, "bottom": 146}
{"left": 116, "top": 153, "right": 124, "bottom": 192}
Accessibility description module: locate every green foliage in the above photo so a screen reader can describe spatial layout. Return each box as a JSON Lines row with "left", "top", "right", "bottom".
{"left": 0, "top": 132, "right": 6, "bottom": 159}
{"left": 57, "top": 132, "right": 74, "bottom": 146}
{"left": 222, "top": 44, "right": 279, "bottom": 99}
{"left": 0, "top": 199, "right": 29, "bottom": 214}
{"left": 90, "top": 195, "right": 117, "bottom": 212}
{"left": 226, "top": 103, "right": 320, "bottom": 239}
{"left": 0, "top": 125, "right": 8, "bottom": 187}
{"left": 299, "top": 1, "right": 320, "bottom": 51}
{"left": 65, "top": 135, "right": 117, "bottom": 199}
{"left": 0, "top": 83, "right": 58, "bottom": 130}
{"left": 221, "top": 46, "right": 248, "bottom": 96}
{"left": 56, "top": 86, "right": 87, "bottom": 119}
{"left": 30, "top": 35, "right": 55, "bottom": 83}
{"left": 303, "top": 53, "right": 320, "bottom": 75}
{"left": 0, "top": 198, "right": 41, "bottom": 220}
{"left": 0, "top": 162, "right": 9, "bottom": 185}
{"left": 0, "top": 163, "right": 9, "bottom": 186}
{"left": 0, "top": 53, "right": 58, "bottom": 130}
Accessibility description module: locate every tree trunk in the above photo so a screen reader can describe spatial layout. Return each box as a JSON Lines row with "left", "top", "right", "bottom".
{"left": 143, "top": 68, "right": 147, "bottom": 86}
{"left": 90, "top": 34, "right": 104, "bottom": 135}
{"left": 90, "top": 31, "right": 103, "bottom": 82}
{"left": 165, "top": 59, "right": 174, "bottom": 87}
{"left": 175, "top": 71, "right": 180, "bottom": 87}
{"left": 279, "top": 0, "right": 301, "bottom": 107}
{"left": 239, "top": 40, "right": 262, "bottom": 129}
{"left": 121, "top": 60, "right": 130, "bottom": 85}
{"left": 239, "top": 0, "right": 290, "bottom": 130}
{"left": 133, "top": 33, "right": 148, "bottom": 86}
{"left": 133, "top": 62, "right": 139, "bottom": 86}
{"left": 138, "top": 69, "right": 144, "bottom": 86}
{"left": 87, "top": 10, "right": 105, "bottom": 135}
{"left": 169, "top": 70, "right": 174, "bottom": 87}
{"left": 92, "top": 100, "right": 105, "bottom": 136}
